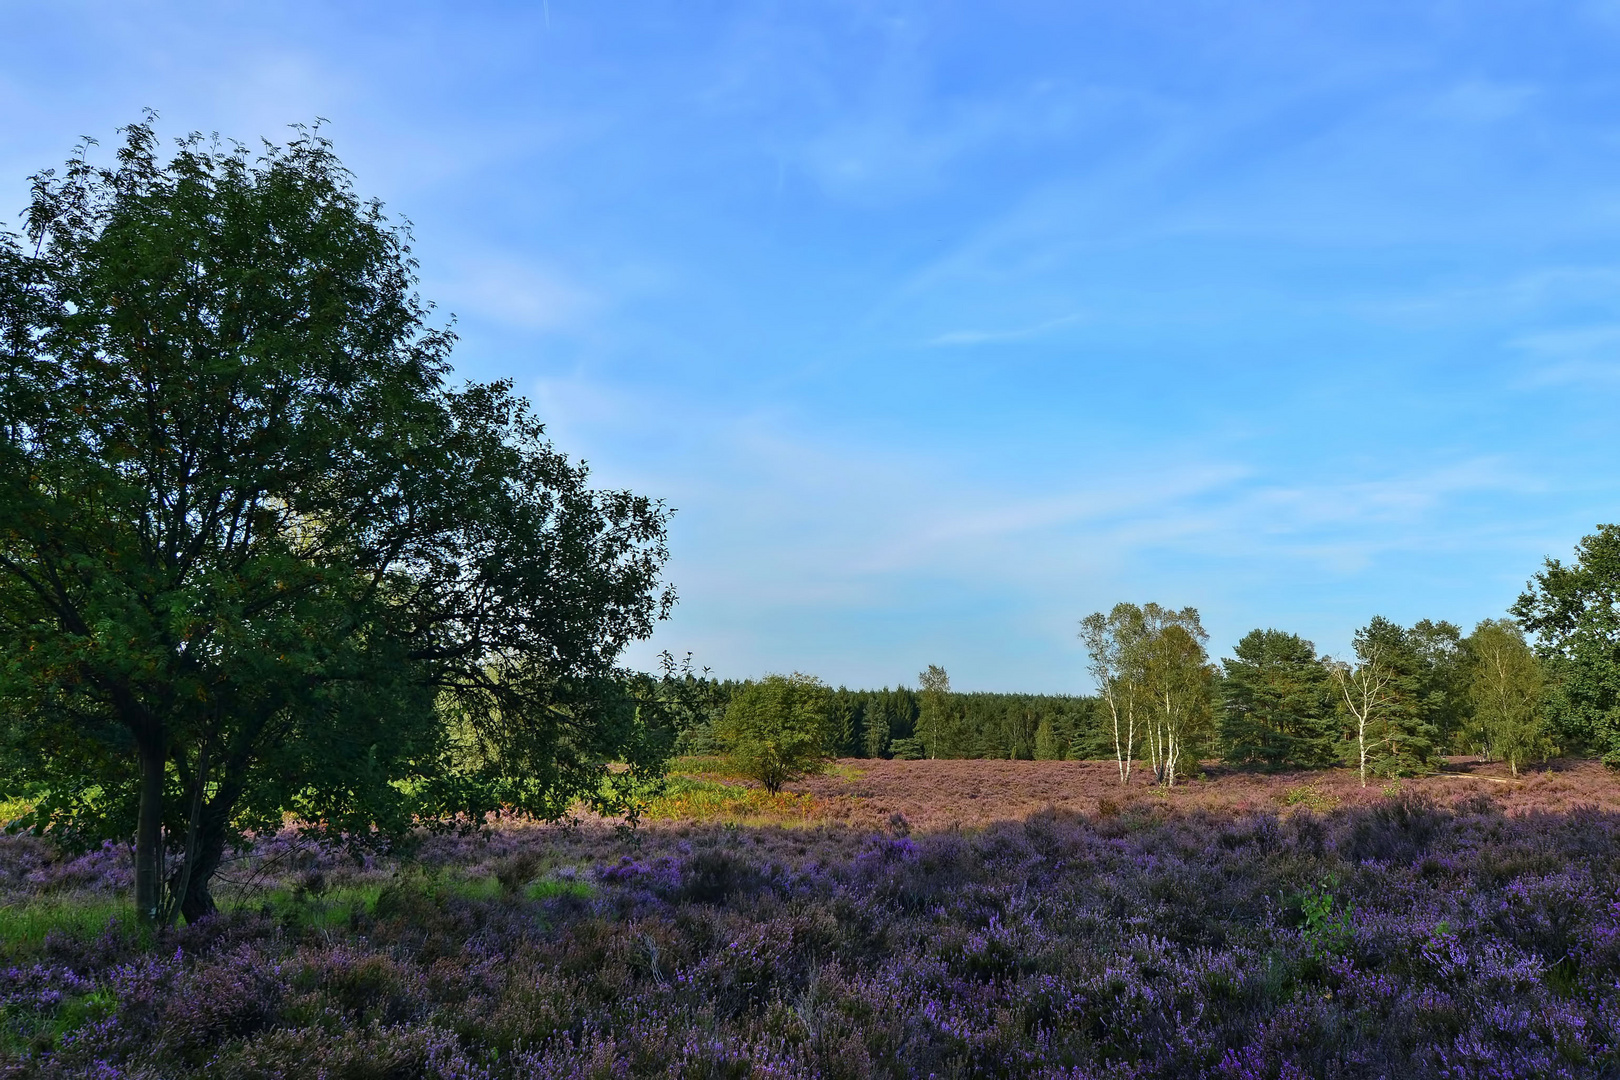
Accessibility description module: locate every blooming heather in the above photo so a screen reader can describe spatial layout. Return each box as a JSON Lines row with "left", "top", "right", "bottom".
{"left": 1, "top": 795, "right": 1618, "bottom": 1077}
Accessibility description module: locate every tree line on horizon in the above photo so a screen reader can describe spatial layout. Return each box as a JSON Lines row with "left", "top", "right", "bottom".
{"left": 689, "top": 525, "right": 1620, "bottom": 786}
{"left": 676, "top": 676, "right": 1101, "bottom": 765}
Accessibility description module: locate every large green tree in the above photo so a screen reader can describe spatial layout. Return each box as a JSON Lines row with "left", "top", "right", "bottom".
{"left": 1330, "top": 616, "right": 1440, "bottom": 783}
{"left": 1219, "top": 629, "right": 1337, "bottom": 769}
{"left": 0, "top": 121, "right": 674, "bottom": 924}
{"left": 1406, "top": 618, "right": 1470, "bottom": 753}
{"left": 1081, "top": 603, "right": 1212, "bottom": 786}
{"left": 1461, "top": 619, "right": 1552, "bottom": 776}
{"left": 1512, "top": 524, "right": 1620, "bottom": 764}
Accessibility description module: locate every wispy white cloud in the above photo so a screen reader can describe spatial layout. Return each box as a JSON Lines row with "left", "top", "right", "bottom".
{"left": 541, "top": 370, "right": 1545, "bottom": 686}
{"left": 1344, "top": 266, "right": 1620, "bottom": 345}
{"left": 1510, "top": 324, "right": 1620, "bottom": 386}
{"left": 926, "top": 312, "right": 1086, "bottom": 347}
{"left": 436, "top": 256, "right": 599, "bottom": 332}
{"left": 1426, "top": 80, "right": 1540, "bottom": 125}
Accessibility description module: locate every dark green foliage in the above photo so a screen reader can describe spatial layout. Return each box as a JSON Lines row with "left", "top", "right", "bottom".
{"left": 858, "top": 687, "right": 919, "bottom": 756}
{"left": 688, "top": 680, "right": 1098, "bottom": 762}
{"left": 1513, "top": 523, "right": 1620, "bottom": 765}
{"left": 665, "top": 665, "right": 731, "bottom": 756}
{"left": 1405, "top": 619, "right": 1470, "bottom": 752}
{"left": 908, "top": 690, "right": 1098, "bottom": 760}
{"left": 858, "top": 691, "right": 894, "bottom": 758}
{"left": 0, "top": 119, "right": 674, "bottom": 923}
{"left": 888, "top": 737, "right": 925, "bottom": 760}
{"left": 1219, "top": 629, "right": 1338, "bottom": 769}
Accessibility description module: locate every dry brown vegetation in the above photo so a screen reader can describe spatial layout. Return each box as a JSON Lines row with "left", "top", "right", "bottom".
{"left": 659, "top": 756, "right": 1620, "bottom": 832}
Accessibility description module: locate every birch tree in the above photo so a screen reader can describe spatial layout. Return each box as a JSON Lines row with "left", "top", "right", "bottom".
{"left": 1463, "top": 619, "right": 1552, "bottom": 776}
{"left": 917, "top": 664, "right": 951, "bottom": 760}
{"left": 1080, "top": 605, "right": 1147, "bottom": 784}
{"left": 1082, "top": 603, "right": 1212, "bottom": 786}
{"left": 1338, "top": 617, "right": 1438, "bottom": 778}
{"left": 1139, "top": 609, "right": 1215, "bottom": 787}
{"left": 1329, "top": 651, "right": 1398, "bottom": 787}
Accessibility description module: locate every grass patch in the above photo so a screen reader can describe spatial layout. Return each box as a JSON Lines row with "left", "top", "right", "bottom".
{"left": 1279, "top": 785, "right": 1341, "bottom": 812}
{"left": 440, "top": 875, "right": 503, "bottom": 902}
{"left": 666, "top": 755, "right": 860, "bottom": 785}
{"left": 642, "top": 775, "right": 817, "bottom": 822}
{"left": 525, "top": 878, "right": 594, "bottom": 901}
{"left": 229, "top": 882, "right": 387, "bottom": 932}
{"left": 0, "top": 897, "right": 137, "bottom": 951}
{"left": 1, "top": 986, "right": 117, "bottom": 1057}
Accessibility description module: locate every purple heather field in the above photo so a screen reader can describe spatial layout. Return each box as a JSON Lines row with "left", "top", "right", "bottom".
{"left": 3, "top": 790, "right": 1620, "bottom": 1078}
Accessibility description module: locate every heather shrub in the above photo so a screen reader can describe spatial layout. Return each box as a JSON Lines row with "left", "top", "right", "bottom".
{"left": 676, "top": 847, "right": 765, "bottom": 904}
{"left": 492, "top": 852, "right": 541, "bottom": 898}
{"left": 1342, "top": 791, "right": 1444, "bottom": 864}
{"left": 5, "top": 801, "right": 1620, "bottom": 1078}
{"left": 205, "top": 1022, "right": 478, "bottom": 1080}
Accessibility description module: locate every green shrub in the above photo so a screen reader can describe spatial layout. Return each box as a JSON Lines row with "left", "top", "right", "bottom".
{"left": 713, "top": 674, "right": 836, "bottom": 793}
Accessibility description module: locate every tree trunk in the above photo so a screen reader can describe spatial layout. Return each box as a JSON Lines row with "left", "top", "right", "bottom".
{"left": 1359, "top": 721, "right": 1369, "bottom": 787}
{"left": 176, "top": 842, "right": 222, "bottom": 923}
{"left": 134, "top": 738, "right": 166, "bottom": 925}
{"left": 1123, "top": 700, "right": 1134, "bottom": 784}
{"left": 172, "top": 804, "right": 229, "bottom": 924}
{"left": 1108, "top": 694, "right": 1125, "bottom": 783}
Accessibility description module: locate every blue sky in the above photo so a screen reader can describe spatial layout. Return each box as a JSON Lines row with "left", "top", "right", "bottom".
{"left": 6, "top": 1, "right": 1620, "bottom": 691}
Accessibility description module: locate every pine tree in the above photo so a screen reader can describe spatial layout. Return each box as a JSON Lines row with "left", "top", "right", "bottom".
{"left": 1219, "top": 630, "right": 1338, "bottom": 769}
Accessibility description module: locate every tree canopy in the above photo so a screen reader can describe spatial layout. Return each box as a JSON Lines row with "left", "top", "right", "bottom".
{"left": 713, "top": 673, "right": 836, "bottom": 793}
{"left": 1080, "top": 602, "right": 1213, "bottom": 786}
{"left": 1462, "top": 618, "right": 1552, "bottom": 776}
{"left": 1219, "top": 629, "right": 1337, "bottom": 769}
{"left": 0, "top": 120, "right": 675, "bottom": 923}
{"left": 1513, "top": 524, "right": 1620, "bottom": 765}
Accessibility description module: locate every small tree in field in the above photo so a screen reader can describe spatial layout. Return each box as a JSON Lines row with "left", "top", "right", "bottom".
{"left": 1329, "top": 655, "right": 1395, "bottom": 787}
{"left": 917, "top": 664, "right": 951, "bottom": 759}
{"left": 1080, "top": 605, "right": 1147, "bottom": 784}
{"left": 1331, "top": 617, "right": 1438, "bottom": 783}
{"left": 1083, "top": 603, "right": 1211, "bottom": 786}
{"left": 1140, "top": 610, "right": 1215, "bottom": 787}
{"left": 714, "top": 674, "right": 835, "bottom": 793}
{"left": 1463, "top": 619, "right": 1552, "bottom": 776}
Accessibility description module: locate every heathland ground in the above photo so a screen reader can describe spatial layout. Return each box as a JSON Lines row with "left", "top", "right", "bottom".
{"left": 656, "top": 754, "right": 1620, "bottom": 829}
{"left": 5, "top": 759, "right": 1620, "bottom": 1077}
